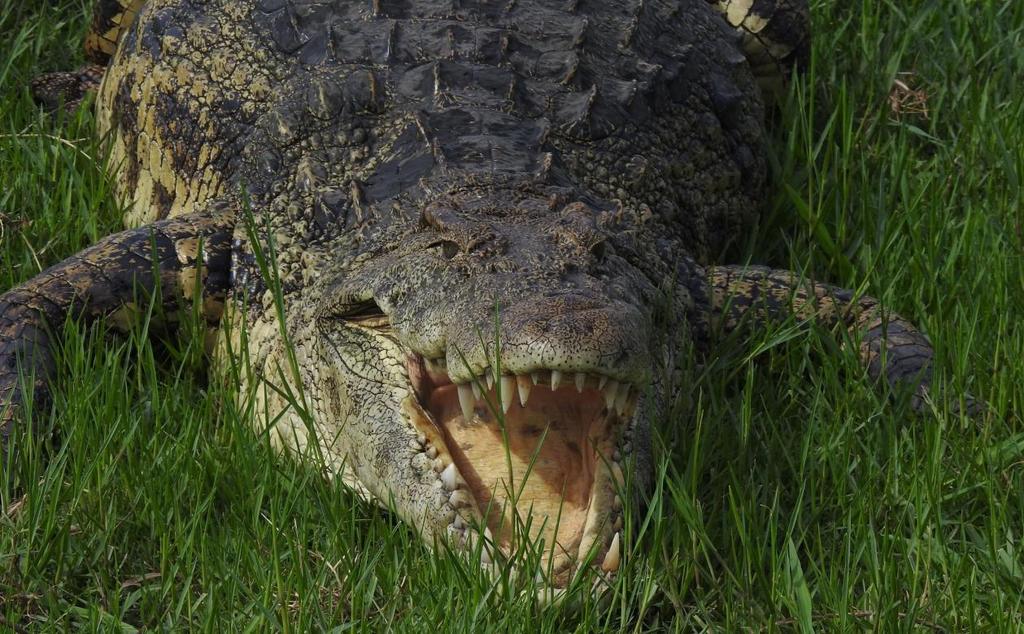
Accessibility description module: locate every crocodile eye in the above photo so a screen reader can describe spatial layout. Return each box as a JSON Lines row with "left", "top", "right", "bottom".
{"left": 427, "top": 239, "right": 460, "bottom": 260}
{"left": 332, "top": 299, "right": 390, "bottom": 329}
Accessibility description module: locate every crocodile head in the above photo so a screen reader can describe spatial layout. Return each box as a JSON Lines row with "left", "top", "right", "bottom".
{"left": 302, "top": 186, "right": 679, "bottom": 586}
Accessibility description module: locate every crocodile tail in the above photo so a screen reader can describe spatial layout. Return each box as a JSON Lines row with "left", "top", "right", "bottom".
{"left": 709, "top": 0, "right": 811, "bottom": 99}
{"left": 706, "top": 265, "right": 981, "bottom": 416}
{"left": 0, "top": 209, "right": 234, "bottom": 459}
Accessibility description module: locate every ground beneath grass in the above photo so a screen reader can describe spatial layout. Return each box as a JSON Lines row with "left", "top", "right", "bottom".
{"left": 2, "top": 0, "right": 1022, "bottom": 631}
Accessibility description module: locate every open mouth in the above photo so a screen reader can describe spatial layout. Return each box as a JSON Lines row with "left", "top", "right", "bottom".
{"left": 404, "top": 354, "right": 638, "bottom": 584}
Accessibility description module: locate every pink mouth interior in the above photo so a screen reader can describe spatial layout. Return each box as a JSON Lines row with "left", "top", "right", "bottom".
{"left": 411, "top": 359, "right": 612, "bottom": 559}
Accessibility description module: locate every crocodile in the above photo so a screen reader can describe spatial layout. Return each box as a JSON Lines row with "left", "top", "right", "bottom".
{"left": 1, "top": 0, "right": 961, "bottom": 588}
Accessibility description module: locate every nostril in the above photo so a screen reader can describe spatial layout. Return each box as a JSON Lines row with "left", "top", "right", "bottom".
{"left": 428, "top": 239, "right": 460, "bottom": 260}
{"left": 590, "top": 240, "right": 609, "bottom": 261}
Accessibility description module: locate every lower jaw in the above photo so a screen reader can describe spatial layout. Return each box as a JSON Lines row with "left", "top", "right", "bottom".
{"left": 401, "top": 368, "right": 636, "bottom": 584}
{"left": 451, "top": 454, "right": 628, "bottom": 588}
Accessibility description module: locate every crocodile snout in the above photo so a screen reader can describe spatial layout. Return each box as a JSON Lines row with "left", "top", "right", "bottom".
{"left": 442, "top": 293, "right": 651, "bottom": 388}
{"left": 399, "top": 292, "right": 648, "bottom": 579}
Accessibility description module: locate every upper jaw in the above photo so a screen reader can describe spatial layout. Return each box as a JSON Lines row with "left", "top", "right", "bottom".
{"left": 401, "top": 351, "right": 643, "bottom": 586}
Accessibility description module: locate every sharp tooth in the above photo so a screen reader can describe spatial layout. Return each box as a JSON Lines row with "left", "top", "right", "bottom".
{"left": 598, "top": 375, "right": 608, "bottom": 389}
{"left": 551, "top": 370, "right": 562, "bottom": 391}
{"left": 427, "top": 446, "right": 438, "bottom": 459}
{"left": 612, "top": 495, "right": 622, "bottom": 511}
{"left": 531, "top": 372, "right": 541, "bottom": 385}
{"left": 610, "top": 462, "right": 625, "bottom": 490}
{"left": 464, "top": 527, "right": 489, "bottom": 552}
{"left": 441, "top": 463, "right": 459, "bottom": 490}
{"left": 552, "top": 552, "right": 573, "bottom": 573}
{"left": 449, "top": 489, "right": 473, "bottom": 508}
{"left": 486, "top": 373, "right": 494, "bottom": 390}
{"left": 470, "top": 527, "right": 496, "bottom": 564}
{"left": 603, "top": 380, "right": 619, "bottom": 410}
{"left": 516, "top": 375, "right": 532, "bottom": 407}
{"left": 447, "top": 525, "right": 468, "bottom": 546}
{"left": 457, "top": 384, "right": 475, "bottom": 422}
{"left": 613, "top": 515, "right": 623, "bottom": 531}
{"left": 601, "top": 532, "right": 621, "bottom": 572}
{"left": 500, "top": 375, "right": 515, "bottom": 414}
{"left": 575, "top": 372, "right": 586, "bottom": 392}
{"left": 536, "top": 587, "right": 567, "bottom": 607}
{"left": 614, "top": 384, "right": 631, "bottom": 415}
{"left": 471, "top": 380, "right": 482, "bottom": 400}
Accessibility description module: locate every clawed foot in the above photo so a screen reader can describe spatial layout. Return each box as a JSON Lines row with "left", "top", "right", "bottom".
{"left": 30, "top": 64, "right": 104, "bottom": 112}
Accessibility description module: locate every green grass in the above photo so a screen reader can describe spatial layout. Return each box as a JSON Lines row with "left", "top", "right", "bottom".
{"left": 2, "top": 0, "right": 1023, "bottom": 630}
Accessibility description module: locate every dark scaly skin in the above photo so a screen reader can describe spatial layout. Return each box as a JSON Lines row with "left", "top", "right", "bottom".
{"left": 2, "top": 0, "right": 971, "bottom": 583}
{"left": 706, "top": 265, "right": 978, "bottom": 413}
{"left": 30, "top": 64, "right": 106, "bottom": 112}
{"left": 0, "top": 208, "right": 234, "bottom": 447}
{"left": 30, "top": 0, "right": 146, "bottom": 112}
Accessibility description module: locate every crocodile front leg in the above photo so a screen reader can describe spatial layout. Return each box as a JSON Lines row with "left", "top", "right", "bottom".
{"left": 0, "top": 208, "right": 234, "bottom": 451}
{"left": 706, "top": 265, "right": 980, "bottom": 415}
